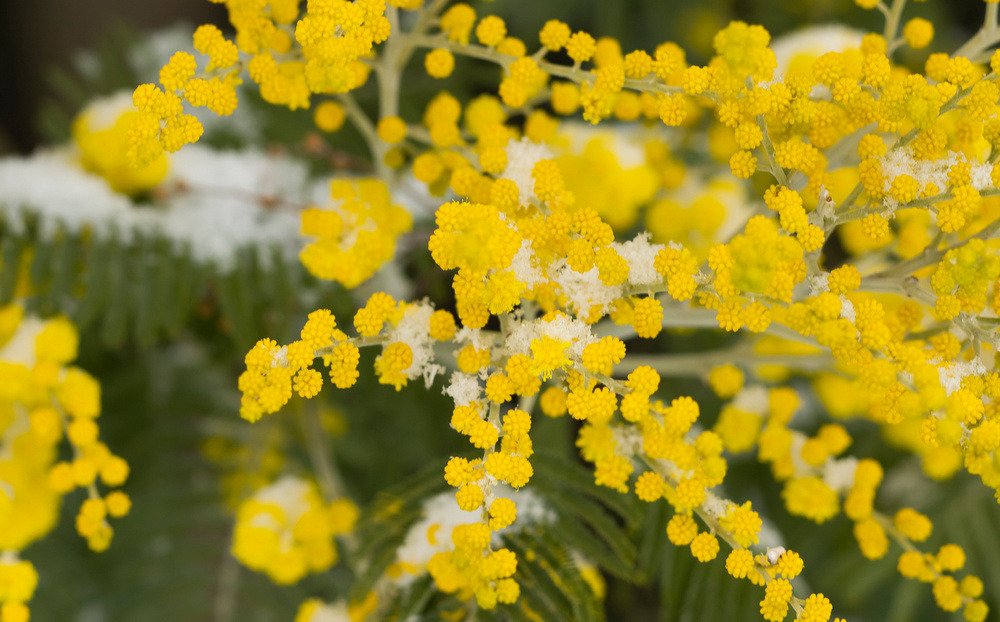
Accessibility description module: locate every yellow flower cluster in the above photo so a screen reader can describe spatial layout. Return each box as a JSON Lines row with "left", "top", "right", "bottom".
{"left": 73, "top": 94, "right": 168, "bottom": 196}
{"left": 436, "top": 398, "right": 534, "bottom": 606}
{"left": 300, "top": 178, "right": 412, "bottom": 287}
{"left": 128, "top": 0, "right": 388, "bottom": 168}
{"left": 129, "top": 38, "right": 231, "bottom": 167}
{"left": 0, "top": 306, "right": 130, "bottom": 621}
{"left": 231, "top": 476, "right": 357, "bottom": 584}
{"left": 0, "top": 559, "right": 37, "bottom": 622}
{"left": 721, "top": 370, "right": 990, "bottom": 617}
{"left": 240, "top": 311, "right": 344, "bottom": 421}
{"left": 149, "top": 0, "right": 1000, "bottom": 617}
{"left": 425, "top": 524, "right": 520, "bottom": 608}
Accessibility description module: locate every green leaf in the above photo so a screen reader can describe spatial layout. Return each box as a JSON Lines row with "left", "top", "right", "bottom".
{"left": 35, "top": 99, "right": 74, "bottom": 145}
{"left": 693, "top": 556, "right": 724, "bottom": 622}
{"left": 167, "top": 244, "right": 198, "bottom": 333}
{"left": 43, "top": 230, "right": 80, "bottom": 312}
{"left": 100, "top": 234, "right": 130, "bottom": 346}
{"left": 216, "top": 261, "right": 259, "bottom": 347}
{"left": 533, "top": 485, "right": 637, "bottom": 569}
{"left": 504, "top": 535, "right": 577, "bottom": 622}
{"left": 146, "top": 238, "right": 175, "bottom": 340}
{"left": 549, "top": 516, "right": 634, "bottom": 581}
{"left": 349, "top": 464, "right": 447, "bottom": 600}
{"left": 348, "top": 505, "right": 426, "bottom": 603}
{"left": 658, "top": 544, "right": 693, "bottom": 621}
{"left": 266, "top": 246, "right": 298, "bottom": 336}
{"left": 132, "top": 247, "right": 157, "bottom": 345}
{"left": 946, "top": 487, "right": 1000, "bottom": 612}
{"left": 0, "top": 232, "right": 25, "bottom": 303}
{"left": 357, "top": 462, "right": 448, "bottom": 530}
{"left": 635, "top": 501, "right": 670, "bottom": 584}
{"left": 476, "top": 609, "right": 508, "bottom": 622}
{"left": 520, "top": 528, "right": 604, "bottom": 622}
{"left": 74, "top": 236, "right": 112, "bottom": 330}
{"left": 29, "top": 230, "right": 55, "bottom": 294}
{"left": 41, "top": 66, "right": 90, "bottom": 112}
{"left": 234, "top": 247, "right": 262, "bottom": 338}
{"left": 531, "top": 452, "right": 643, "bottom": 528}
{"left": 884, "top": 577, "right": 929, "bottom": 622}
{"left": 384, "top": 574, "right": 437, "bottom": 621}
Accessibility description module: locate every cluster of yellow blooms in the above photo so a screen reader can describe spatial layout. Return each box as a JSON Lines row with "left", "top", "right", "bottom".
{"left": 137, "top": 0, "right": 1000, "bottom": 619}
{"left": 300, "top": 178, "right": 412, "bottom": 287}
{"left": 711, "top": 362, "right": 985, "bottom": 618}
{"left": 0, "top": 306, "right": 129, "bottom": 622}
{"left": 73, "top": 93, "right": 169, "bottom": 196}
{"left": 130, "top": 0, "right": 390, "bottom": 169}
{"left": 231, "top": 475, "right": 357, "bottom": 584}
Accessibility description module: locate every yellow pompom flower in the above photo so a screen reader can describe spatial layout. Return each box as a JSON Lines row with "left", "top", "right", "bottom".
{"left": 708, "top": 364, "right": 744, "bottom": 398}
{"left": 719, "top": 502, "right": 761, "bottom": 547}
{"left": 729, "top": 150, "right": 757, "bottom": 179}
{"left": 475, "top": 16, "right": 507, "bottom": 47}
{"left": 488, "top": 498, "right": 517, "bottom": 530}
{"left": 726, "top": 549, "right": 755, "bottom": 579}
{"left": 690, "top": 532, "right": 720, "bottom": 562}
{"left": 377, "top": 116, "right": 408, "bottom": 144}
{"left": 440, "top": 4, "right": 476, "bottom": 44}
{"left": 539, "top": 20, "right": 571, "bottom": 51}
{"left": 800, "top": 593, "right": 833, "bottom": 622}
{"left": 425, "top": 48, "right": 455, "bottom": 78}
{"left": 634, "top": 471, "right": 665, "bottom": 502}
{"left": 565, "top": 31, "right": 597, "bottom": 64}
{"left": 893, "top": 508, "right": 932, "bottom": 542}
{"left": 313, "top": 101, "right": 346, "bottom": 132}
{"left": 666, "top": 514, "right": 698, "bottom": 546}
{"left": 782, "top": 477, "right": 839, "bottom": 523}
{"left": 631, "top": 297, "right": 663, "bottom": 338}
{"left": 760, "top": 578, "right": 793, "bottom": 621}
{"left": 456, "top": 483, "right": 485, "bottom": 511}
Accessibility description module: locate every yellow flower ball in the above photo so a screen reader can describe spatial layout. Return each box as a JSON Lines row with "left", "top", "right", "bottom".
{"left": 903, "top": 18, "right": 934, "bottom": 50}
{"left": 376, "top": 116, "right": 408, "bottom": 144}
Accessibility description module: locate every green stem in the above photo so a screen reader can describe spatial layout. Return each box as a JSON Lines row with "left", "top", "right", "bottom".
{"left": 404, "top": 33, "right": 687, "bottom": 96}
{"left": 882, "top": 0, "right": 908, "bottom": 51}
{"left": 860, "top": 277, "right": 937, "bottom": 308}
{"left": 833, "top": 183, "right": 865, "bottom": 218}
{"left": 336, "top": 92, "right": 388, "bottom": 179}
{"left": 758, "top": 115, "right": 790, "bottom": 187}
{"left": 861, "top": 216, "right": 1000, "bottom": 283}
{"left": 593, "top": 304, "right": 820, "bottom": 349}
{"left": 953, "top": 2, "right": 1000, "bottom": 60}
{"left": 616, "top": 346, "right": 832, "bottom": 376}
{"left": 213, "top": 549, "right": 240, "bottom": 622}
{"left": 298, "top": 401, "right": 345, "bottom": 501}
{"left": 211, "top": 417, "right": 279, "bottom": 622}
{"left": 378, "top": 5, "right": 403, "bottom": 120}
